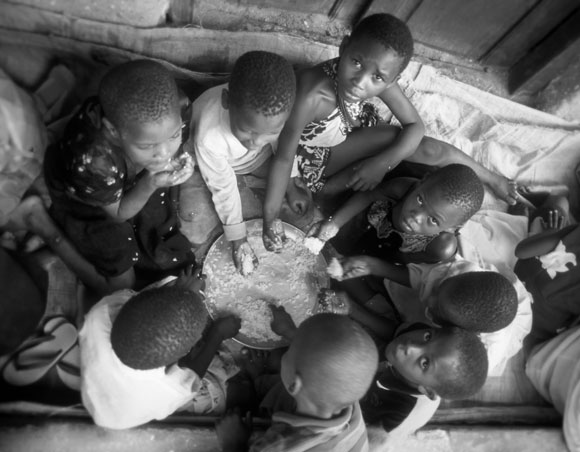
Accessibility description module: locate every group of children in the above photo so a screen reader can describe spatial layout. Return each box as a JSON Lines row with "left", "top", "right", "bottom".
{"left": 4, "top": 11, "right": 580, "bottom": 451}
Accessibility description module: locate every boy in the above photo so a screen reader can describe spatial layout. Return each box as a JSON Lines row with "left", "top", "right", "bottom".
{"left": 263, "top": 14, "right": 520, "bottom": 252}
{"left": 361, "top": 323, "right": 488, "bottom": 436}
{"left": 187, "top": 51, "right": 300, "bottom": 275}
{"left": 80, "top": 267, "right": 241, "bottom": 429}
{"left": 44, "top": 59, "right": 196, "bottom": 294}
{"left": 340, "top": 254, "right": 531, "bottom": 375}
{"left": 216, "top": 313, "right": 378, "bottom": 452}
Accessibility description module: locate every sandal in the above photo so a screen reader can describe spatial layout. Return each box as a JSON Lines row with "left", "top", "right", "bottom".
{"left": 2, "top": 316, "right": 78, "bottom": 386}
{"left": 56, "top": 342, "right": 81, "bottom": 391}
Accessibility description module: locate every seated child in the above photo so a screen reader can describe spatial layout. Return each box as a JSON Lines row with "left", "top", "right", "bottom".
{"left": 189, "top": 50, "right": 299, "bottom": 275}
{"left": 310, "top": 163, "right": 484, "bottom": 264}
{"left": 360, "top": 323, "right": 488, "bottom": 436}
{"left": 216, "top": 312, "right": 378, "bottom": 452}
{"left": 44, "top": 59, "right": 196, "bottom": 294}
{"left": 340, "top": 254, "right": 532, "bottom": 375}
{"left": 515, "top": 209, "right": 580, "bottom": 348}
{"left": 80, "top": 268, "right": 241, "bottom": 429}
{"left": 262, "top": 13, "right": 519, "bottom": 252}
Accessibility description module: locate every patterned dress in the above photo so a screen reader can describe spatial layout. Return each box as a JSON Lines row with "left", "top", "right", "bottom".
{"left": 44, "top": 96, "right": 195, "bottom": 279}
{"left": 296, "top": 58, "right": 381, "bottom": 192}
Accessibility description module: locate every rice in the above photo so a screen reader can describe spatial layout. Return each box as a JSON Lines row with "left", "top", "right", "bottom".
{"left": 326, "top": 257, "right": 344, "bottom": 281}
{"left": 303, "top": 236, "right": 325, "bottom": 255}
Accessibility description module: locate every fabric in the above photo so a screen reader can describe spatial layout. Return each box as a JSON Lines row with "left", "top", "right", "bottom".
{"left": 44, "top": 96, "right": 195, "bottom": 278}
{"left": 190, "top": 84, "right": 274, "bottom": 240}
{"left": 80, "top": 289, "right": 233, "bottom": 429}
{"left": 296, "top": 58, "right": 381, "bottom": 193}
{"left": 515, "top": 224, "right": 580, "bottom": 345}
{"left": 526, "top": 326, "right": 580, "bottom": 452}
{"left": 249, "top": 401, "right": 369, "bottom": 452}
{"left": 384, "top": 257, "right": 533, "bottom": 376}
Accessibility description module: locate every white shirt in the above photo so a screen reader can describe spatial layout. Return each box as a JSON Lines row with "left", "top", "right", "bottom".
{"left": 385, "top": 257, "right": 533, "bottom": 376}
{"left": 80, "top": 290, "right": 201, "bottom": 429}
{"left": 190, "top": 84, "right": 274, "bottom": 240}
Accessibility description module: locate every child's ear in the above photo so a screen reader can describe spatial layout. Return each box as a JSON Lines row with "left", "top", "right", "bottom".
{"left": 286, "top": 374, "right": 303, "bottom": 397}
{"left": 417, "top": 385, "right": 438, "bottom": 400}
{"left": 102, "top": 117, "right": 120, "bottom": 139}
{"left": 221, "top": 88, "right": 230, "bottom": 110}
{"left": 339, "top": 35, "right": 350, "bottom": 56}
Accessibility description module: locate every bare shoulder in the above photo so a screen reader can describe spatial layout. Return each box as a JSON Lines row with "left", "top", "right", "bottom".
{"left": 426, "top": 232, "right": 458, "bottom": 262}
{"left": 296, "top": 63, "right": 336, "bottom": 121}
{"left": 375, "top": 177, "right": 418, "bottom": 200}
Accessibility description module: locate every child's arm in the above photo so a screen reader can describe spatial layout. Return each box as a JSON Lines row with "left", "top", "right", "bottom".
{"left": 515, "top": 224, "right": 575, "bottom": 259}
{"left": 102, "top": 163, "right": 194, "bottom": 222}
{"left": 269, "top": 304, "right": 298, "bottom": 342}
{"left": 348, "top": 84, "right": 425, "bottom": 191}
{"left": 399, "top": 231, "right": 458, "bottom": 265}
{"left": 349, "top": 300, "right": 397, "bottom": 342}
{"left": 263, "top": 71, "right": 323, "bottom": 250}
{"left": 179, "top": 315, "right": 241, "bottom": 377}
{"left": 342, "top": 255, "right": 411, "bottom": 287}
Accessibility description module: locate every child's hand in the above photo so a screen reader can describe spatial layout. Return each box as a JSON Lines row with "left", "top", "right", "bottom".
{"left": 341, "top": 255, "right": 375, "bottom": 279}
{"left": 215, "top": 409, "right": 251, "bottom": 452}
{"left": 213, "top": 315, "right": 242, "bottom": 340}
{"left": 263, "top": 218, "right": 287, "bottom": 252}
{"left": 232, "top": 238, "right": 259, "bottom": 276}
{"left": 269, "top": 304, "right": 297, "bottom": 339}
{"left": 347, "top": 156, "right": 391, "bottom": 192}
{"left": 173, "top": 265, "right": 206, "bottom": 297}
{"left": 306, "top": 218, "right": 339, "bottom": 242}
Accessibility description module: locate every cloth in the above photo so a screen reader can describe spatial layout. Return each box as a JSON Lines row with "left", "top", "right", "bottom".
{"left": 44, "top": 96, "right": 195, "bottom": 278}
{"left": 526, "top": 326, "right": 580, "bottom": 452}
{"left": 296, "top": 58, "right": 381, "bottom": 193}
{"left": 360, "top": 362, "right": 440, "bottom": 438}
{"left": 250, "top": 400, "right": 369, "bottom": 452}
{"left": 384, "top": 257, "right": 533, "bottom": 376}
{"left": 190, "top": 84, "right": 274, "bottom": 240}
{"left": 515, "top": 224, "right": 580, "bottom": 345}
{"left": 80, "top": 289, "right": 235, "bottom": 429}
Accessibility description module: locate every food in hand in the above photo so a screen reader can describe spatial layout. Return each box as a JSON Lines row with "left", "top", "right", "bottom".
{"left": 303, "top": 237, "right": 325, "bottom": 255}
{"left": 326, "top": 257, "right": 344, "bottom": 281}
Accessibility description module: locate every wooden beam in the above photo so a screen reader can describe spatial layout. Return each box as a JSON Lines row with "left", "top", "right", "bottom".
{"left": 508, "top": 7, "right": 580, "bottom": 96}
{"left": 482, "top": 0, "right": 579, "bottom": 67}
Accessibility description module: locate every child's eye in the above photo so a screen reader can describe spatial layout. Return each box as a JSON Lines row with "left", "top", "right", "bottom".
{"left": 374, "top": 74, "right": 384, "bottom": 82}
{"left": 423, "top": 331, "right": 432, "bottom": 342}
{"left": 417, "top": 195, "right": 423, "bottom": 206}
{"left": 420, "top": 357, "right": 430, "bottom": 371}
{"left": 170, "top": 130, "right": 182, "bottom": 140}
{"left": 352, "top": 58, "right": 362, "bottom": 68}
{"left": 428, "top": 216, "right": 439, "bottom": 226}
{"left": 137, "top": 144, "right": 155, "bottom": 150}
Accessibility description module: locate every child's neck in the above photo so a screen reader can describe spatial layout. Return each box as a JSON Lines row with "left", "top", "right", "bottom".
{"left": 295, "top": 397, "right": 344, "bottom": 420}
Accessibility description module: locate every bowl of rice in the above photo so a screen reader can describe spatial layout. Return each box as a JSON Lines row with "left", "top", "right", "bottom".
{"left": 202, "top": 219, "right": 331, "bottom": 349}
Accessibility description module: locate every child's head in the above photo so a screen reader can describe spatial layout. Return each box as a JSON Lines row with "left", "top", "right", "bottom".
{"left": 281, "top": 314, "right": 378, "bottom": 412}
{"left": 98, "top": 59, "right": 183, "bottom": 172}
{"left": 427, "top": 271, "right": 518, "bottom": 333}
{"left": 336, "top": 14, "right": 413, "bottom": 103}
{"left": 385, "top": 324, "right": 488, "bottom": 400}
{"left": 223, "top": 51, "right": 296, "bottom": 151}
{"left": 111, "top": 286, "right": 208, "bottom": 370}
{"left": 395, "top": 164, "right": 484, "bottom": 235}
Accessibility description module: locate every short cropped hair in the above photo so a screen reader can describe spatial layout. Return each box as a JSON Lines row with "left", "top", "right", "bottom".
{"left": 111, "top": 286, "right": 208, "bottom": 370}
{"left": 435, "top": 327, "right": 488, "bottom": 400}
{"left": 350, "top": 13, "right": 414, "bottom": 73}
{"left": 439, "top": 271, "right": 518, "bottom": 333}
{"left": 99, "top": 59, "right": 180, "bottom": 130}
{"left": 228, "top": 51, "right": 296, "bottom": 117}
{"left": 294, "top": 314, "right": 378, "bottom": 408}
{"left": 426, "top": 164, "right": 484, "bottom": 224}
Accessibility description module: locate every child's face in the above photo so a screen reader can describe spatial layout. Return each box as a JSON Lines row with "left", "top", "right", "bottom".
{"left": 119, "top": 111, "right": 183, "bottom": 173}
{"left": 337, "top": 34, "right": 404, "bottom": 103}
{"left": 385, "top": 327, "right": 460, "bottom": 392}
{"left": 229, "top": 106, "right": 289, "bottom": 152}
{"left": 394, "top": 180, "right": 464, "bottom": 235}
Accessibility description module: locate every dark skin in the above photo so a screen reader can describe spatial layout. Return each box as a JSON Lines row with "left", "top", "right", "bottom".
{"left": 172, "top": 266, "right": 242, "bottom": 377}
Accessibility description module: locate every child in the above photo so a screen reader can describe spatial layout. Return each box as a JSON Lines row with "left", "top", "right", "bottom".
{"left": 44, "top": 59, "right": 196, "bottom": 294}
{"left": 310, "top": 163, "right": 484, "bottom": 264}
{"left": 340, "top": 254, "right": 532, "bottom": 375}
{"left": 361, "top": 323, "right": 488, "bottom": 436}
{"left": 216, "top": 312, "right": 378, "bottom": 452}
{"left": 80, "top": 267, "right": 241, "bottom": 429}
{"left": 262, "top": 13, "right": 520, "bottom": 252}
{"left": 514, "top": 211, "right": 580, "bottom": 347}
{"left": 189, "top": 51, "right": 299, "bottom": 275}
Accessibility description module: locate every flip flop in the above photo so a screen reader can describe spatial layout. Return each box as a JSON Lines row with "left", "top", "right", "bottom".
{"left": 2, "top": 316, "right": 78, "bottom": 386}
{"left": 56, "top": 342, "right": 81, "bottom": 391}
